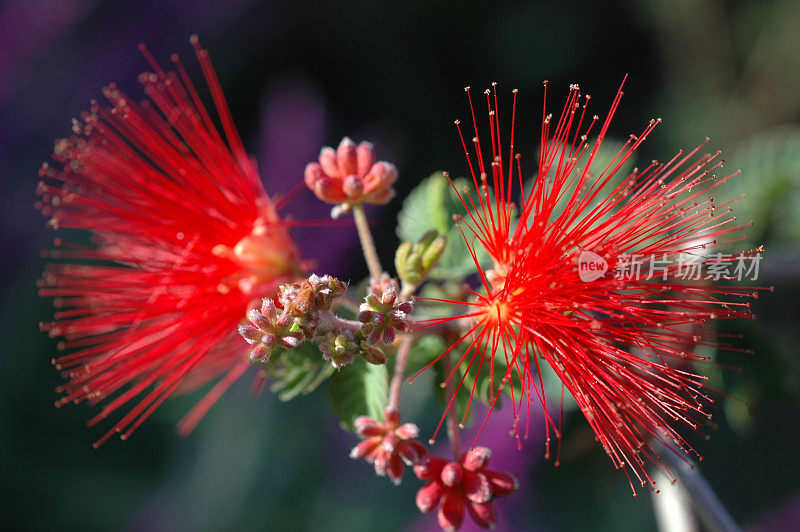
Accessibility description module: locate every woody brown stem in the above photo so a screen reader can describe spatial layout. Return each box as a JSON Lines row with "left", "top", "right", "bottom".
{"left": 388, "top": 335, "right": 412, "bottom": 411}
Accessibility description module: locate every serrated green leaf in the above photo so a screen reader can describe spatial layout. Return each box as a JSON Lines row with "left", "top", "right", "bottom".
{"left": 328, "top": 358, "right": 388, "bottom": 431}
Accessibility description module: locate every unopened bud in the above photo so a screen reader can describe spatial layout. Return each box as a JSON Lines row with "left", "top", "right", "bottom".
{"left": 395, "top": 231, "right": 446, "bottom": 291}
{"left": 304, "top": 137, "right": 398, "bottom": 206}
{"left": 361, "top": 343, "right": 387, "bottom": 365}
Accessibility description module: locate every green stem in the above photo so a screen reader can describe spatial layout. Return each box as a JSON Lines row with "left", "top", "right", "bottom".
{"left": 351, "top": 203, "right": 383, "bottom": 280}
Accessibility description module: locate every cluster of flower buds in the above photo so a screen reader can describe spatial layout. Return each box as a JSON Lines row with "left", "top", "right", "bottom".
{"left": 357, "top": 280, "right": 413, "bottom": 345}
{"left": 238, "top": 274, "right": 405, "bottom": 369}
{"left": 277, "top": 274, "right": 347, "bottom": 334}
{"left": 414, "top": 447, "right": 518, "bottom": 531}
{"left": 304, "top": 137, "right": 398, "bottom": 207}
{"left": 317, "top": 332, "right": 360, "bottom": 369}
{"left": 350, "top": 408, "right": 428, "bottom": 485}
{"left": 239, "top": 298, "right": 303, "bottom": 364}
{"left": 395, "top": 230, "right": 447, "bottom": 291}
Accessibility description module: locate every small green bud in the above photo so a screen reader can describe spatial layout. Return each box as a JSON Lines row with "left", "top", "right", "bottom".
{"left": 404, "top": 253, "right": 423, "bottom": 285}
{"left": 395, "top": 241, "right": 413, "bottom": 274}
{"left": 420, "top": 234, "right": 446, "bottom": 269}
{"left": 394, "top": 230, "right": 447, "bottom": 291}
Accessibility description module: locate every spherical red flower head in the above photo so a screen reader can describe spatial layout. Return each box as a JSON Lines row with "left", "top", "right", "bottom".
{"left": 36, "top": 37, "right": 308, "bottom": 446}
{"left": 349, "top": 407, "right": 427, "bottom": 485}
{"left": 414, "top": 447, "right": 518, "bottom": 531}
{"left": 418, "top": 82, "right": 766, "bottom": 495}
{"left": 304, "top": 137, "right": 398, "bottom": 205}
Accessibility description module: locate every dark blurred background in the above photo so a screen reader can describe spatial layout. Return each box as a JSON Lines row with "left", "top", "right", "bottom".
{"left": 2, "top": 0, "right": 799, "bottom": 530}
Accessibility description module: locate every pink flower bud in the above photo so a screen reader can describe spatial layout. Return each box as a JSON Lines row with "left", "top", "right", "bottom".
{"left": 466, "top": 501, "right": 497, "bottom": 529}
{"left": 350, "top": 410, "right": 427, "bottom": 485}
{"left": 342, "top": 175, "right": 364, "bottom": 198}
{"left": 414, "top": 447, "right": 516, "bottom": 530}
{"left": 238, "top": 324, "right": 261, "bottom": 344}
{"left": 440, "top": 462, "right": 463, "bottom": 487}
{"left": 319, "top": 146, "right": 338, "bottom": 177}
{"left": 304, "top": 138, "right": 398, "bottom": 205}
{"left": 336, "top": 137, "right": 358, "bottom": 177}
{"left": 461, "top": 446, "right": 491, "bottom": 472}
{"left": 355, "top": 415, "right": 383, "bottom": 436}
{"left": 248, "top": 308, "right": 270, "bottom": 330}
{"left": 356, "top": 141, "right": 375, "bottom": 177}
{"left": 416, "top": 481, "right": 443, "bottom": 513}
{"left": 439, "top": 490, "right": 464, "bottom": 532}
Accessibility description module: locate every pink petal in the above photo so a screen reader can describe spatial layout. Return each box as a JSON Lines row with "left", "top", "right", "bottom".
{"left": 354, "top": 416, "right": 383, "bottom": 437}
{"left": 365, "top": 186, "right": 394, "bottom": 205}
{"left": 342, "top": 175, "right": 364, "bottom": 198}
{"left": 438, "top": 489, "right": 465, "bottom": 532}
{"left": 356, "top": 141, "right": 375, "bottom": 177}
{"left": 463, "top": 471, "right": 492, "bottom": 504}
{"left": 397, "top": 440, "right": 425, "bottom": 466}
{"left": 349, "top": 438, "right": 380, "bottom": 460}
{"left": 416, "top": 481, "right": 443, "bottom": 513}
{"left": 466, "top": 501, "right": 497, "bottom": 529}
{"left": 485, "top": 470, "right": 518, "bottom": 497}
{"left": 440, "top": 462, "right": 463, "bottom": 488}
{"left": 414, "top": 455, "right": 446, "bottom": 480}
{"left": 374, "top": 450, "right": 390, "bottom": 476}
{"left": 336, "top": 137, "right": 357, "bottom": 176}
{"left": 461, "top": 446, "right": 491, "bottom": 472}
{"left": 304, "top": 162, "right": 323, "bottom": 188}
{"left": 387, "top": 453, "right": 404, "bottom": 485}
{"left": 319, "top": 146, "right": 338, "bottom": 177}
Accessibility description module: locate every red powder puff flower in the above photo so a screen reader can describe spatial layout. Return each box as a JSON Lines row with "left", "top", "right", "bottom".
{"left": 350, "top": 407, "right": 427, "bottom": 484}
{"left": 304, "top": 137, "right": 398, "bottom": 206}
{"left": 417, "top": 81, "right": 767, "bottom": 494}
{"left": 36, "top": 36, "right": 308, "bottom": 446}
{"left": 414, "top": 446, "right": 517, "bottom": 531}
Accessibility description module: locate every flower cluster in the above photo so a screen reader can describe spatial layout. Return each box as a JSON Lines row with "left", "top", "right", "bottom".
{"left": 420, "top": 82, "right": 764, "bottom": 493}
{"left": 238, "top": 274, "right": 412, "bottom": 369}
{"left": 37, "top": 37, "right": 306, "bottom": 444}
{"left": 350, "top": 408, "right": 427, "bottom": 484}
{"left": 239, "top": 298, "right": 304, "bottom": 363}
{"left": 305, "top": 137, "right": 398, "bottom": 206}
{"left": 357, "top": 281, "right": 413, "bottom": 345}
{"left": 415, "top": 447, "right": 517, "bottom": 531}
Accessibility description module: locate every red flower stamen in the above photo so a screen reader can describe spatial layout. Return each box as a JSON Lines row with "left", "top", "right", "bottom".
{"left": 416, "top": 80, "right": 768, "bottom": 494}
{"left": 37, "top": 36, "right": 307, "bottom": 446}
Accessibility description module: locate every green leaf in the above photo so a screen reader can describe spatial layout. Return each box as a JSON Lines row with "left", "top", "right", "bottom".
{"left": 405, "top": 335, "right": 447, "bottom": 375}
{"left": 397, "top": 172, "right": 491, "bottom": 280}
{"left": 719, "top": 125, "right": 800, "bottom": 246}
{"left": 397, "top": 172, "right": 456, "bottom": 241}
{"left": 267, "top": 345, "right": 335, "bottom": 401}
{"left": 328, "top": 358, "right": 388, "bottom": 431}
